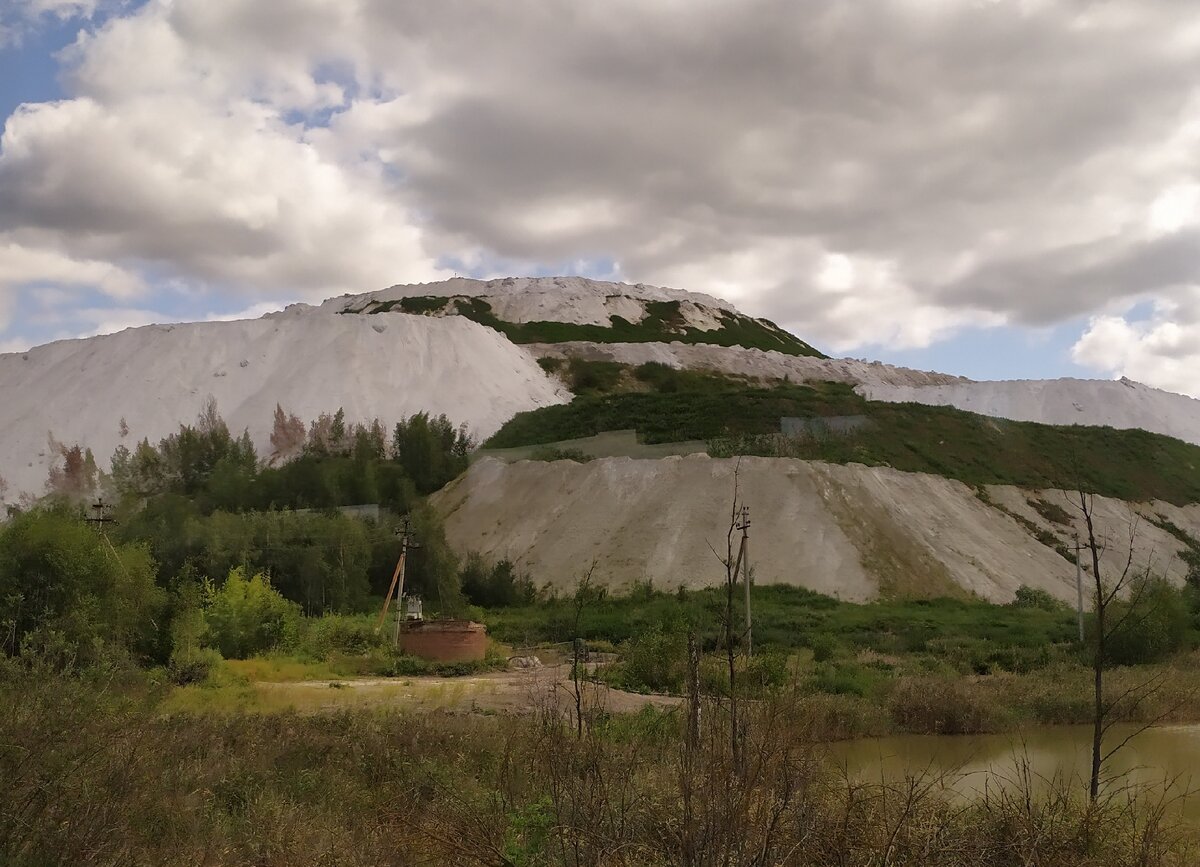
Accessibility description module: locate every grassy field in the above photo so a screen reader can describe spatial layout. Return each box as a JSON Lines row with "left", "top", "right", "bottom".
{"left": 6, "top": 577, "right": 1200, "bottom": 863}
{"left": 4, "top": 661, "right": 1196, "bottom": 864}
{"left": 484, "top": 380, "right": 1200, "bottom": 504}
{"left": 478, "top": 584, "right": 1200, "bottom": 741}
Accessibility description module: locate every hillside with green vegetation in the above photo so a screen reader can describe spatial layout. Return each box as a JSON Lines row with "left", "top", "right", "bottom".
{"left": 484, "top": 374, "right": 1200, "bottom": 505}
{"left": 345, "top": 295, "right": 826, "bottom": 357}
{"left": 7, "top": 393, "right": 1200, "bottom": 863}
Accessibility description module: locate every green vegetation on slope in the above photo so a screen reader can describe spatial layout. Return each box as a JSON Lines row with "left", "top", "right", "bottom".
{"left": 485, "top": 584, "right": 1082, "bottom": 675}
{"left": 349, "top": 295, "right": 826, "bottom": 357}
{"left": 484, "top": 381, "right": 1200, "bottom": 504}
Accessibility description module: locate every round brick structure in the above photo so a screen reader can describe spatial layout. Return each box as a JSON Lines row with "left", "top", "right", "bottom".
{"left": 399, "top": 620, "right": 487, "bottom": 663}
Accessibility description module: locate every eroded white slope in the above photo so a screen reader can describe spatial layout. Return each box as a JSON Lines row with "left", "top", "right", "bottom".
{"left": 861, "top": 377, "right": 1200, "bottom": 446}
{"left": 432, "top": 455, "right": 1200, "bottom": 601}
{"left": 322, "top": 275, "right": 739, "bottom": 326}
{"left": 525, "top": 341, "right": 963, "bottom": 389}
{"left": 0, "top": 309, "right": 569, "bottom": 500}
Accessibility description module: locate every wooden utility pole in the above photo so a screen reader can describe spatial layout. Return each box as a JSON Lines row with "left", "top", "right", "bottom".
{"left": 376, "top": 517, "right": 418, "bottom": 640}
{"left": 84, "top": 497, "right": 116, "bottom": 531}
{"left": 86, "top": 496, "right": 132, "bottom": 579}
{"left": 736, "top": 505, "right": 752, "bottom": 658}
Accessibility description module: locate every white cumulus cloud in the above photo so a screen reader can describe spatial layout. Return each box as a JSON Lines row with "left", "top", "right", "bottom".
{"left": 1, "top": 0, "right": 1200, "bottom": 390}
{"left": 1072, "top": 290, "right": 1200, "bottom": 398}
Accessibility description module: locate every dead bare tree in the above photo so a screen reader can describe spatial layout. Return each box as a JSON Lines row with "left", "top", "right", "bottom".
{"left": 707, "top": 461, "right": 748, "bottom": 779}
{"left": 1075, "top": 491, "right": 1183, "bottom": 803}
{"left": 570, "top": 561, "right": 598, "bottom": 739}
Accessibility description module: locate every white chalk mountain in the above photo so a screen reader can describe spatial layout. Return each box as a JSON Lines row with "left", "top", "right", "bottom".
{"left": 433, "top": 455, "right": 1200, "bottom": 603}
{"left": 3, "top": 275, "right": 1200, "bottom": 602}
{"left": 0, "top": 304, "right": 569, "bottom": 500}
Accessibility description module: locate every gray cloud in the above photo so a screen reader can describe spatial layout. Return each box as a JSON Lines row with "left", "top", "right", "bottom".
{"left": 1, "top": 0, "right": 1200, "bottom": 378}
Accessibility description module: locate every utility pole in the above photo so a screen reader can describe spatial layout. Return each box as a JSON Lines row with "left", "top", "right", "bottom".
{"left": 376, "top": 516, "right": 419, "bottom": 642}
{"left": 84, "top": 497, "right": 115, "bottom": 532}
{"left": 736, "top": 505, "right": 752, "bottom": 658}
{"left": 86, "top": 497, "right": 130, "bottom": 577}
{"left": 1074, "top": 533, "right": 1085, "bottom": 642}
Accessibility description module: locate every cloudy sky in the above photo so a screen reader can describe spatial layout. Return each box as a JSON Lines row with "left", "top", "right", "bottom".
{"left": 2, "top": 0, "right": 1199, "bottom": 393}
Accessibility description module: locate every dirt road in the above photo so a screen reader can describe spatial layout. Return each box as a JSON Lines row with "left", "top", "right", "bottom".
{"left": 252, "top": 663, "right": 683, "bottom": 716}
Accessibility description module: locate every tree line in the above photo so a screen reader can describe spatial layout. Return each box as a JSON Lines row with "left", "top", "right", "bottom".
{"left": 1, "top": 400, "right": 483, "bottom": 672}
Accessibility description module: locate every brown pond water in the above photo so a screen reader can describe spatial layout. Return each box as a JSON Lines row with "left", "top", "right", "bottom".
{"left": 829, "top": 724, "right": 1200, "bottom": 820}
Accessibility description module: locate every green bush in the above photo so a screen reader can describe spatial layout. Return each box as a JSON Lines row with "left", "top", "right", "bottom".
{"left": 300, "top": 614, "right": 387, "bottom": 658}
{"left": 810, "top": 635, "right": 838, "bottom": 662}
{"left": 744, "top": 650, "right": 789, "bottom": 693}
{"left": 1099, "top": 576, "right": 1190, "bottom": 666}
{"left": 610, "top": 623, "right": 687, "bottom": 693}
{"left": 485, "top": 382, "right": 1200, "bottom": 505}
{"left": 565, "top": 358, "right": 624, "bottom": 394}
{"left": 809, "top": 663, "right": 879, "bottom": 698}
{"left": 168, "top": 646, "right": 223, "bottom": 685}
{"left": 527, "top": 446, "right": 592, "bottom": 463}
{"left": 0, "top": 507, "right": 165, "bottom": 665}
{"left": 460, "top": 555, "right": 536, "bottom": 608}
{"left": 203, "top": 568, "right": 302, "bottom": 659}
{"left": 1011, "top": 585, "right": 1066, "bottom": 612}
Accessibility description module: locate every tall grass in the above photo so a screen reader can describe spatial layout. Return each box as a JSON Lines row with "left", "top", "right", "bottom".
{"left": 1, "top": 665, "right": 1193, "bottom": 865}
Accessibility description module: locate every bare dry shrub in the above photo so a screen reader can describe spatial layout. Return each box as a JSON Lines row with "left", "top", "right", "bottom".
{"left": 1, "top": 667, "right": 1194, "bottom": 866}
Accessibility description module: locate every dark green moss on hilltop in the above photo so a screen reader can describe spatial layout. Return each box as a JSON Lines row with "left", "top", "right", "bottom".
{"left": 349, "top": 295, "right": 825, "bottom": 357}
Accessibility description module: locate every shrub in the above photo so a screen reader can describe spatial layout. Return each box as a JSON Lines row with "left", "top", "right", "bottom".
{"left": 203, "top": 568, "right": 302, "bottom": 659}
{"left": 168, "top": 646, "right": 222, "bottom": 686}
{"left": 1027, "top": 497, "right": 1074, "bottom": 526}
{"left": 611, "top": 623, "right": 687, "bottom": 693}
{"left": 1099, "top": 575, "right": 1190, "bottom": 666}
{"left": 810, "top": 635, "right": 838, "bottom": 662}
{"left": 1011, "top": 585, "right": 1067, "bottom": 612}
{"left": 809, "top": 663, "right": 878, "bottom": 697}
{"left": 300, "top": 614, "right": 386, "bottom": 658}
{"left": 565, "top": 358, "right": 624, "bottom": 394}
{"left": 743, "top": 650, "right": 789, "bottom": 693}
{"left": 527, "top": 446, "right": 592, "bottom": 463}
{"left": 0, "top": 507, "right": 165, "bottom": 664}
{"left": 888, "top": 676, "right": 1005, "bottom": 734}
{"left": 460, "top": 555, "right": 536, "bottom": 608}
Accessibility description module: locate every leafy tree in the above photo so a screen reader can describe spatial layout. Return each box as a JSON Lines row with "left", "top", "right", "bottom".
{"left": 202, "top": 568, "right": 301, "bottom": 659}
{"left": 1098, "top": 574, "right": 1189, "bottom": 666}
{"left": 270, "top": 403, "right": 307, "bottom": 459}
{"left": 403, "top": 503, "right": 466, "bottom": 615}
{"left": 46, "top": 444, "right": 99, "bottom": 500}
{"left": 460, "top": 554, "right": 536, "bottom": 607}
{"left": 392, "top": 413, "right": 474, "bottom": 494}
{"left": 0, "top": 508, "right": 164, "bottom": 663}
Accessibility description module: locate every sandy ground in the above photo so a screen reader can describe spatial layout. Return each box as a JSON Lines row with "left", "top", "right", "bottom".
{"left": 252, "top": 663, "right": 683, "bottom": 716}
{"left": 433, "top": 455, "right": 1200, "bottom": 602}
